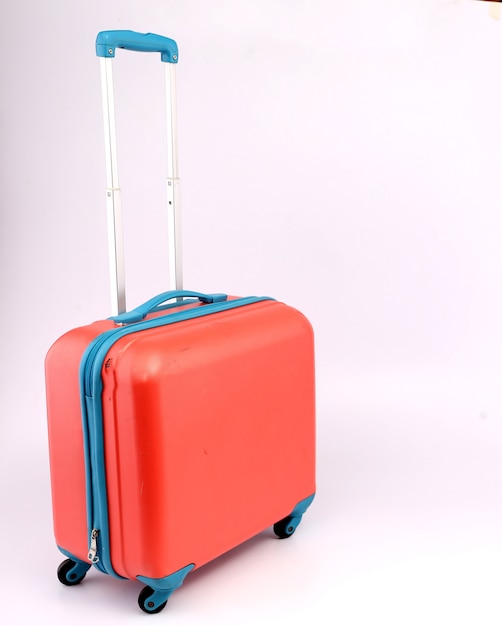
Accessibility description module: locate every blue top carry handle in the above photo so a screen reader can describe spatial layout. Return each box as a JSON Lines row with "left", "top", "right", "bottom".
{"left": 96, "top": 30, "right": 178, "bottom": 63}
{"left": 111, "top": 290, "right": 228, "bottom": 324}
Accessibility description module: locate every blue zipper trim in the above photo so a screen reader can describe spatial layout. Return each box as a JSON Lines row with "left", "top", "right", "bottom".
{"left": 79, "top": 295, "right": 273, "bottom": 576}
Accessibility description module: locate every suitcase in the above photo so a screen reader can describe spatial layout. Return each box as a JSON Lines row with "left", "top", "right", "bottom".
{"left": 45, "top": 30, "right": 316, "bottom": 614}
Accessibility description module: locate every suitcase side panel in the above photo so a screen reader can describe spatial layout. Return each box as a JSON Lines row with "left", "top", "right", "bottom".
{"left": 101, "top": 300, "right": 315, "bottom": 580}
{"left": 46, "top": 321, "right": 113, "bottom": 562}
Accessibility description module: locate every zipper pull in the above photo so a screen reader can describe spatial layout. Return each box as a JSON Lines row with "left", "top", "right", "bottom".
{"left": 88, "top": 528, "right": 100, "bottom": 563}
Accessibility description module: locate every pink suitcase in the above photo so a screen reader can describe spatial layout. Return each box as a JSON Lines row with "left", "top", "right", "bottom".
{"left": 46, "top": 30, "right": 316, "bottom": 614}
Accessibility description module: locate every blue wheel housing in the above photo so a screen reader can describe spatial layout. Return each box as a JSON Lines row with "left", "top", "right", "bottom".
{"left": 57, "top": 558, "right": 91, "bottom": 586}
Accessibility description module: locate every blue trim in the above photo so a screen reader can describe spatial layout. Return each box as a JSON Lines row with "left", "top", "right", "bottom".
{"left": 137, "top": 563, "right": 194, "bottom": 590}
{"left": 80, "top": 294, "right": 273, "bottom": 577}
{"left": 284, "top": 493, "right": 315, "bottom": 534}
{"left": 58, "top": 545, "right": 79, "bottom": 561}
{"left": 96, "top": 31, "right": 178, "bottom": 63}
{"left": 57, "top": 547, "right": 93, "bottom": 575}
{"left": 137, "top": 563, "right": 194, "bottom": 609}
{"left": 290, "top": 493, "right": 315, "bottom": 518}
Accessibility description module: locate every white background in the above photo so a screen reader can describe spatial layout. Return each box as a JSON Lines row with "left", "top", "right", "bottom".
{"left": 1, "top": 0, "right": 502, "bottom": 623}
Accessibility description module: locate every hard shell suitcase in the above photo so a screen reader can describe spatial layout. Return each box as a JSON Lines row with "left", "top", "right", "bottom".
{"left": 46, "top": 31, "right": 316, "bottom": 614}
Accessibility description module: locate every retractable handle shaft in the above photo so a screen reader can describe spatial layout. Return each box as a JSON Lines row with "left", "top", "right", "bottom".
{"left": 96, "top": 30, "right": 182, "bottom": 316}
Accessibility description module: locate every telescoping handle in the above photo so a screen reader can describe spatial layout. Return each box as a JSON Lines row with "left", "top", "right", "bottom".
{"left": 96, "top": 30, "right": 182, "bottom": 316}
{"left": 96, "top": 30, "right": 178, "bottom": 62}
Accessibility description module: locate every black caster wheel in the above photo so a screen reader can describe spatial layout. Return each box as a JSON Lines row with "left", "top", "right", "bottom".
{"left": 273, "top": 516, "right": 297, "bottom": 539}
{"left": 138, "top": 586, "right": 168, "bottom": 614}
{"left": 57, "top": 558, "right": 88, "bottom": 586}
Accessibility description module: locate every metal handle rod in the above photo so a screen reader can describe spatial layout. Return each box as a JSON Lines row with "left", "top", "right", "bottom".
{"left": 100, "top": 57, "right": 125, "bottom": 316}
{"left": 99, "top": 57, "right": 183, "bottom": 316}
{"left": 165, "top": 62, "right": 183, "bottom": 294}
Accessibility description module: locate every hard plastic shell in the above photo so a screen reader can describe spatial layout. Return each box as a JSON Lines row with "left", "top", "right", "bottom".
{"left": 46, "top": 299, "right": 315, "bottom": 580}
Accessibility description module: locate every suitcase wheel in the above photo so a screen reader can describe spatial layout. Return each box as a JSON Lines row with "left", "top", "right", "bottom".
{"left": 273, "top": 515, "right": 301, "bottom": 539}
{"left": 57, "top": 558, "right": 91, "bottom": 586}
{"left": 273, "top": 494, "right": 315, "bottom": 539}
{"left": 138, "top": 586, "right": 169, "bottom": 614}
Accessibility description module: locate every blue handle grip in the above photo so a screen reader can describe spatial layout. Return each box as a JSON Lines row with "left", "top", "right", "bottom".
{"left": 111, "top": 290, "right": 227, "bottom": 324}
{"left": 96, "top": 30, "right": 178, "bottom": 63}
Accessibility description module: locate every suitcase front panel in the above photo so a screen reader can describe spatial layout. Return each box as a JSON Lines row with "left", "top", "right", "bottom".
{"left": 100, "top": 299, "right": 315, "bottom": 580}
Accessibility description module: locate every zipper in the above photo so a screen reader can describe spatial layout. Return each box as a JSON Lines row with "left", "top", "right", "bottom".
{"left": 88, "top": 528, "right": 100, "bottom": 563}
{"left": 80, "top": 295, "right": 273, "bottom": 574}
